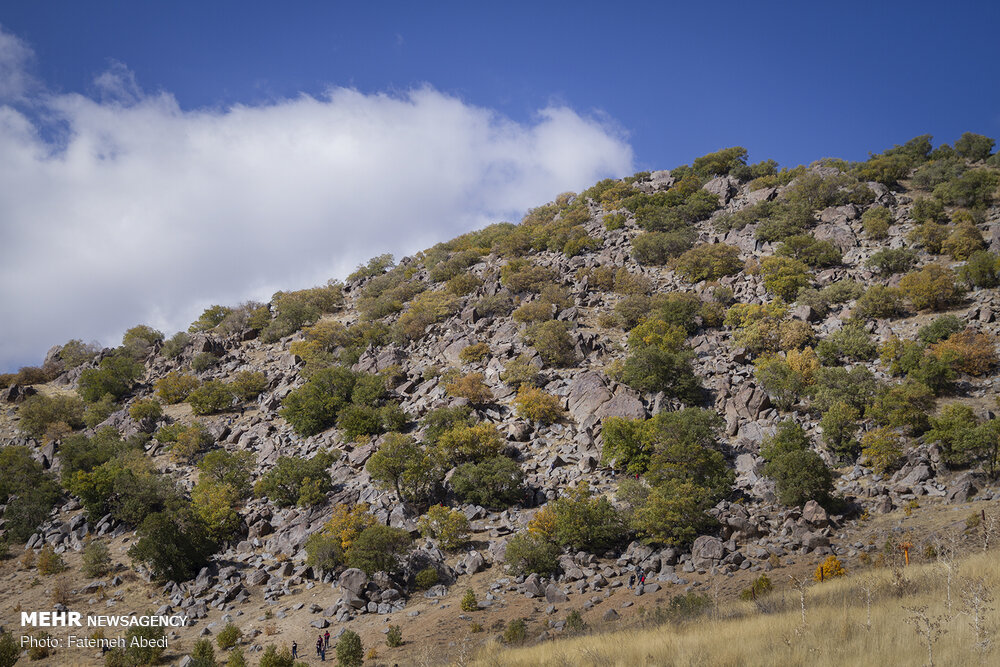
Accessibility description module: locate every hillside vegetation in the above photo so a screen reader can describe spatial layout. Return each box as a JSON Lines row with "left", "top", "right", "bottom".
{"left": 2, "top": 131, "right": 1000, "bottom": 665}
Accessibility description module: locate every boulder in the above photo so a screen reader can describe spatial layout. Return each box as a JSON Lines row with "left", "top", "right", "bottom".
{"left": 801, "top": 500, "right": 829, "bottom": 528}
{"left": 544, "top": 583, "right": 569, "bottom": 604}
{"left": 691, "top": 536, "right": 725, "bottom": 569}
{"left": 338, "top": 568, "right": 368, "bottom": 596}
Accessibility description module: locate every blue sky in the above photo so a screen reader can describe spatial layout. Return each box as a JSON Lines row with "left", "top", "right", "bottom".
{"left": 1, "top": 1, "right": 998, "bottom": 371}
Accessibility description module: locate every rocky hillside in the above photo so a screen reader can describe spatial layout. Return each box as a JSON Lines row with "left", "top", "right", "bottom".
{"left": 3, "top": 133, "right": 1000, "bottom": 665}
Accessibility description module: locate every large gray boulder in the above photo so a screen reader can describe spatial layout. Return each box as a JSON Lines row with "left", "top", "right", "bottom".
{"left": 338, "top": 568, "right": 368, "bottom": 596}
{"left": 691, "top": 536, "right": 725, "bottom": 569}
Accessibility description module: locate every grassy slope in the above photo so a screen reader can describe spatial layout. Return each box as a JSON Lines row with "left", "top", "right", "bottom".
{"left": 478, "top": 547, "right": 1000, "bottom": 666}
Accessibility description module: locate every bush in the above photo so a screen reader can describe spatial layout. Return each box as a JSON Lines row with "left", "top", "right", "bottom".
{"left": 614, "top": 345, "right": 699, "bottom": 400}
{"left": 189, "top": 305, "right": 232, "bottom": 333}
{"left": 165, "top": 422, "right": 214, "bottom": 462}
{"left": 191, "top": 479, "right": 241, "bottom": 541}
{"left": 820, "top": 401, "right": 860, "bottom": 458}
{"left": 420, "top": 405, "right": 475, "bottom": 445}
{"left": 198, "top": 449, "right": 255, "bottom": 497}
{"left": 761, "top": 422, "right": 833, "bottom": 506}
{"left": 127, "top": 508, "right": 216, "bottom": 581}
{"left": 943, "top": 221, "right": 985, "bottom": 260}
{"left": 912, "top": 196, "right": 946, "bottom": 223}
{"left": 814, "top": 555, "right": 847, "bottom": 582}
{"left": 280, "top": 366, "right": 356, "bottom": 436}
{"left": 959, "top": 250, "right": 1000, "bottom": 288}
{"left": 760, "top": 256, "right": 810, "bottom": 300}
{"left": 122, "top": 324, "right": 164, "bottom": 359}
{"left": 775, "top": 234, "right": 841, "bottom": 268}
{"left": 396, "top": 290, "right": 460, "bottom": 341}
{"left": 899, "top": 264, "right": 963, "bottom": 311}
{"left": 693, "top": 146, "right": 748, "bottom": 177}
{"left": 514, "top": 385, "right": 562, "bottom": 424}
{"left": 925, "top": 403, "right": 981, "bottom": 466}
{"left": 754, "top": 353, "right": 812, "bottom": 410}
{"left": 444, "top": 372, "right": 493, "bottom": 404}
{"left": 852, "top": 285, "right": 905, "bottom": 320}
{"left": 504, "top": 532, "right": 560, "bottom": 576}
{"left": 304, "top": 532, "right": 343, "bottom": 572}
{"left": 82, "top": 540, "right": 112, "bottom": 577}
{"left": 816, "top": 322, "right": 877, "bottom": 364}
{"left": 78, "top": 352, "right": 143, "bottom": 402}
{"left": 418, "top": 505, "right": 470, "bottom": 550}
{"left": 725, "top": 301, "right": 788, "bottom": 353}
{"left": 740, "top": 574, "right": 774, "bottom": 601}
{"left": 500, "top": 354, "right": 543, "bottom": 388}
{"left": 954, "top": 132, "right": 995, "bottom": 161}
{"left": 459, "top": 342, "right": 491, "bottom": 363}
{"left": 868, "top": 380, "right": 935, "bottom": 434}
{"left": 191, "top": 638, "right": 216, "bottom": 666}
{"left": 414, "top": 567, "right": 439, "bottom": 590}
{"left": 128, "top": 398, "right": 162, "bottom": 423}
{"left": 859, "top": 427, "right": 903, "bottom": 474}
{"left": 436, "top": 423, "right": 505, "bottom": 465}
{"left": 367, "top": 433, "right": 440, "bottom": 504}
{"left": 866, "top": 248, "right": 917, "bottom": 275}
{"left": 386, "top": 625, "right": 403, "bottom": 648}
{"left": 503, "top": 618, "right": 528, "bottom": 645}
{"left": 461, "top": 588, "right": 478, "bottom": 612}
{"left": 336, "top": 630, "right": 363, "bottom": 667}
{"left": 918, "top": 315, "right": 965, "bottom": 344}
{"left": 539, "top": 483, "right": 626, "bottom": 552}
{"left": 0, "top": 446, "right": 61, "bottom": 542}
{"left": 187, "top": 380, "right": 234, "bottom": 415}
{"left": 346, "top": 525, "right": 412, "bottom": 575}
{"left": 155, "top": 371, "right": 200, "bottom": 404}
{"left": 931, "top": 329, "right": 998, "bottom": 376}
{"left": 230, "top": 371, "right": 267, "bottom": 402}
{"left": 37, "top": 544, "right": 66, "bottom": 575}
{"left": 524, "top": 320, "right": 577, "bottom": 367}
{"left": 217, "top": 623, "right": 242, "bottom": 650}
{"left": 450, "top": 456, "right": 525, "bottom": 508}
{"left": 934, "top": 168, "right": 1000, "bottom": 208}
{"left": 672, "top": 244, "right": 742, "bottom": 282}
{"left": 861, "top": 206, "right": 891, "bottom": 238}
{"left": 632, "top": 230, "right": 694, "bottom": 265}
{"left": 500, "top": 259, "right": 556, "bottom": 293}
{"left": 18, "top": 393, "right": 85, "bottom": 439}
{"left": 254, "top": 453, "right": 332, "bottom": 507}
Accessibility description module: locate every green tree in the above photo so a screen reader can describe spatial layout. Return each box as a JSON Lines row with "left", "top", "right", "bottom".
{"left": 366, "top": 433, "right": 440, "bottom": 505}
{"left": 546, "top": 483, "right": 626, "bottom": 552}
{"left": 346, "top": 525, "right": 412, "bottom": 576}
{"left": 187, "top": 380, "right": 234, "bottom": 415}
{"left": 820, "top": 401, "right": 860, "bottom": 458}
{"left": 954, "top": 132, "right": 995, "bottom": 161}
{"left": 279, "top": 366, "right": 356, "bottom": 436}
{"left": 503, "top": 532, "right": 560, "bottom": 576}
{"left": 450, "top": 456, "right": 524, "bottom": 508}
{"left": 761, "top": 422, "right": 833, "bottom": 506}
{"left": 254, "top": 453, "right": 332, "bottom": 507}
{"left": 127, "top": 508, "right": 216, "bottom": 581}
{"left": 78, "top": 352, "right": 143, "bottom": 402}
{"left": 197, "top": 450, "right": 255, "bottom": 498}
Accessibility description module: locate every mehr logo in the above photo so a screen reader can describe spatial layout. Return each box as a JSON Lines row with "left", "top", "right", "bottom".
{"left": 22, "top": 612, "right": 83, "bottom": 627}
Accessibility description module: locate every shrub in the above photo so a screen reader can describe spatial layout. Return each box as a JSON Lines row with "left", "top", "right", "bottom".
{"left": 859, "top": 427, "right": 903, "bottom": 474}
{"left": 155, "top": 371, "right": 200, "bottom": 404}
{"left": 257, "top": 645, "right": 294, "bottom": 667}
{"left": 942, "top": 221, "right": 985, "bottom": 260}
{"left": 198, "top": 449, "right": 255, "bottom": 497}
{"left": 122, "top": 324, "right": 164, "bottom": 359}
{"left": 514, "top": 385, "right": 563, "bottom": 424}
{"left": 57, "top": 339, "right": 100, "bottom": 369}
{"left": 868, "top": 380, "right": 935, "bottom": 434}
{"left": 740, "top": 574, "right": 774, "bottom": 600}
{"left": 451, "top": 456, "right": 524, "bottom": 508}
{"left": 473, "top": 292, "right": 514, "bottom": 318}
{"left": 127, "top": 509, "right": 216, "bottom": 581}
{"left": 820, "top": 401, "right": 860, "bottom": 458}
{"left": 230, "top": 371, "right": 267, "bottom": 402}
{"left": 37, "top": 544, "right": 66, "bottom": 575}
{"left": 814, "top": 555, "right": 847, "bottom": 582}
{"left": 217, "top": 623, "right": 242, "bottom": 650}
{"left": 954, "top": 132, "right": 995, "bottom": 161}
{"left": 632, "top": 230, "right": 695, "bottom": 265}
{"left": 761, "top": 422, "right": 833, "bottom": 506}
{"left": 861, "top": 206, "right": 892, "bottom": 238}
{"left": 917, "top": 315, "right": 965, "bottom": 344}
{"left": 672, "top": 244, "right": 742, "bottom": 282}
{"left": 899, "top": 264, "right": 963, "bottom": 311}
{"left": 279, "top": 366, "right": 356, "bottom": 436}
{"left": 128, "top": 398, "right": 162, "bottom": 423}
{"left": 760, "top": 256, "right": 810, "bottom": 300}
{"left": 167, "top": 422, "right": 214, "bottom": 462}
{"left": 934, "top": 168, "right": 1000, "bottom": 208}
{"left": 18, "top": 393, "right": 85, "bottom": 439}
{"left": 396, "top": 290, "right": 460, "bottom": 341}
{"left": 414, "top": 567, "right": 439, "bottom": 590}
{"left": 187, "top": 380, "right": 234, "bottom": 415}
{"left": 82, "top": 540, "right": 112, "bottom": 577}
{"left": 541, "top": 483, "right": 626, "bottom": 552}
{"left": 445, "top": 372, "right": 494, "bottom": 404}
{"left": 503, "top": 618, "right": 528, "bottom": 645}
{"left": 754, "top": 353, "right": 811, "bottom": 410}
{"left": 346, "top": 525, "right": 412, "bottom": 576}
{"left": 693, "top": 146, "right": 748, "bottom": 177}
{"left": 386, "top": 625, "right": 403, "bottom": 648}
{"left": 367, "top": 433, "right": 441, "bottom": 503}
{"left": 866, "top": 248, "right": 917, "bottom": 275}
{"left": 436, "top": 423, "right": 505, "bottom": 465}
{"left": 77, "top": 352, "right": 143, "bottom": 402}
{"left": 912, "top": 197, "right": 946, "bottom": 223}
{"left": 305, "top": 532, "right": 342, "bottom": 572}
{"left": 614, "top": 345, "right": 699, "bottom": 400}
{"left": 189, "top": 305, "right": 232, "bottom": 333}
{"left": 504, "top": 532, "right": 560, "bottom": 576}
{"left": 335, "top": 630, "right": 363, "bottom": 667}
{"left": 500, "top": 354, "right": 543, "bottom": 388}
{"left": 420, "top": 405, "right": 475, "bottom": 445}
{"left": 816, "top": 322, "right": 877, "bottom": 364}
{"left": 192, "top": 638, "right": 216, "bottom": 666}
{"left": 959, "top": 250, "right": 1000, "bottom": 288}
{"left": 191, "top": 479, "right": 241, "bottom": 541}
{"left": 254, "top": 453, "right": 332, "bottom": 507}
{"left": 925, "top": 403, "right": 981, "bottom": 466}
{"left": 500, "top": 259, "right": 556, "bottom": 293}
{"left": 809, "top": 365, "right": 880, "bottom": 414}
{"left": 0, "top": 446, "right": 61, "bottom": 542}
{"left": 931, "top": 329, "right": 998, "bottom": 376}
{"left": 418, "top": 505, "right": 470, "bottom": 550}
{"left": 459, "top": 342, "right": 491, "bottom": 364}
{"left": 725, "top": 301, "right": 788, "bottom": 353}
{"left": 461, "top": 588, "right": 478, "bottom": 612}
{"left": 776, "top": 235, "right": 841, "bottom": 268}
{"left": 525, "top": 320, "right": 577, "bottom": 367}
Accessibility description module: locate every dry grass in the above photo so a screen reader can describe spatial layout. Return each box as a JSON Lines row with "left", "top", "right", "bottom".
{"left": 477, "top": 551, "right": 1000, "bottom": 667}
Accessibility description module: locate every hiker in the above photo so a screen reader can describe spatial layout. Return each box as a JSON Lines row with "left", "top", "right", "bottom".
{"left": 320, "top": 645, "right": 326, "bottom": 662}
{"left": 291, "top": 641, "right": 297, "bottom": 659}
{"left": 628, "top": 573, "right": 635, "bottom": 589}
{"left": 324, "top": 629, "right": 330, "bottom": 648}
{"left": 316, "top": 636, "right": 323, "bottom": 656}
{"left": 640, "top": 571, "right": 646, "bottom": 586}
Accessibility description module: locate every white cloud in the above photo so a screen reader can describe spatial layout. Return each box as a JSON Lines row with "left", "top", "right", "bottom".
{"left": 0, "top": 27, "right": 35, "bottom": 101}
{"left": 0, "top": 35, "right": 633, "bottom": 372}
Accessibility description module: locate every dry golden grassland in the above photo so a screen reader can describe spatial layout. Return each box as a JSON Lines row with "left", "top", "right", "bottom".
{"left": 477, "top": 550, "right": 1000, "bottom": 667}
